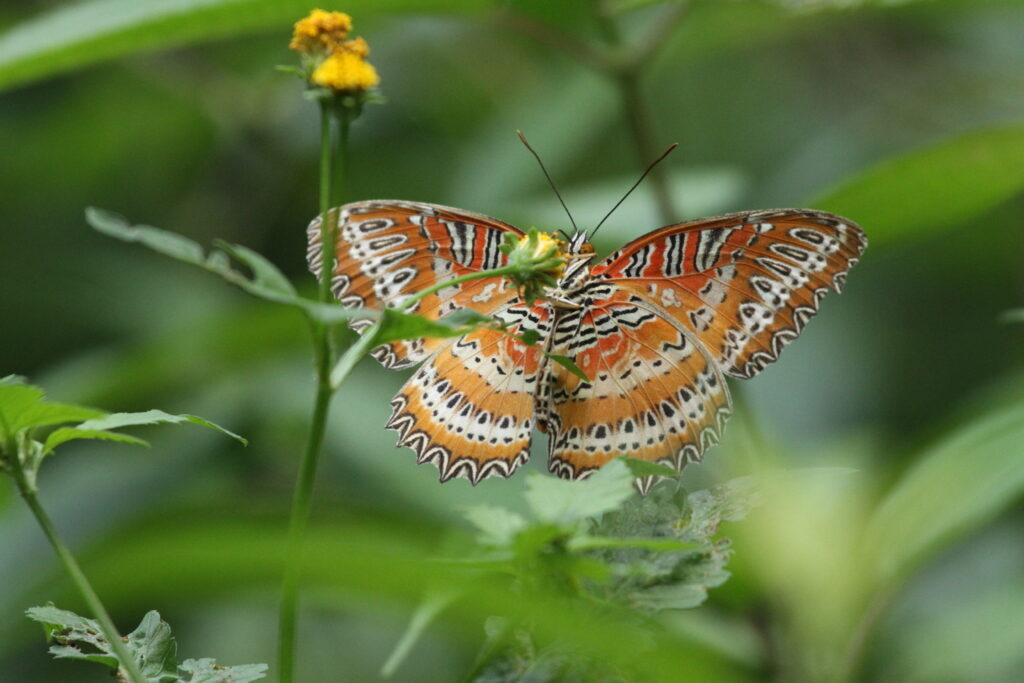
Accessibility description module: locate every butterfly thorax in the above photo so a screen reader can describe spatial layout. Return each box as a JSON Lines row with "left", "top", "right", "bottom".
{"left": 548, "top": 233, "right": 597, "bottom": 308}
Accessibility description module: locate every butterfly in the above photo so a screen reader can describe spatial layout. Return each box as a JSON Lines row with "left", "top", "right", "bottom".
{"left": 307, "top": 201, "right": 866, "bottom": 493}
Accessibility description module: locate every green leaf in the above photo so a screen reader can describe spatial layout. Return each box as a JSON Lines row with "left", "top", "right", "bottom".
{"left": 43, "top": 428, "right": 150, "bottom": 454}
{"left": 380, "top": 592, "right": 457, "bottom": 679}
{"left": 566, "top": 535, "right": 698, "bottom": 552}
{"left": 864, "top": 402, "right": 1024, "bottom": 585}
{"left": 374, "top": 308, "right": 494, "bottom": 345}
{"left": 525, "top": 459, "right": 635, "bottom": 526}
{"left": 0, "top": 380, "right": 105, "bottom": 441}
{"left": 179, "top": 658, "right": 269, "bottom": 682}
{"left": 126, "top": 611, "right": 178, "bottom": 679}
{"left": 621, "top": 457, "right": 679, "bottom": 479}
{"left": 0, "top": 0, "right": 490, "bottom": 93}
{"left": 70, "top": 410, "right": 248, "bottom": 446}
{"left": 630, "top": 573, "right": 731, "bottom": 611}
{"left": 545, "top": 353, "right": 589, "bottom": 382}
{"left": 25, "top": 605, "right": 268, "bottom": 681}
{"left": 214, "top": 240, "right": 296, "bottom": 296}
{"left": 813, "top": 125, "right": 1024, "bottom": 246}
{"left": 86, "top": 207, "right": 370, "bottom": 325}
{"left": 464, "top": 505, "right": 528, "bottom": 546}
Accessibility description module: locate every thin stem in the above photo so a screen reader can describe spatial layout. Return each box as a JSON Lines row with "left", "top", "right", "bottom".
{"left": 399, "top": 266, "right": 520, "bottom": 312}
{"left": 9, "top": 452, "right": 146, "bottom": 683}
{"left": 278, "top": 100, "right": 346, "bottom": 683}
{"left": 832, "top": 585, "right": 896, "bottom": 683}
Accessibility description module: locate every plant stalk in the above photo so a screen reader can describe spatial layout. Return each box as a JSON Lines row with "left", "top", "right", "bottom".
{"left": 278, "top": 100, "right": 347, "bottom": 683}
{"left": 9, "top": 451, "right": 147, "bottom": 683}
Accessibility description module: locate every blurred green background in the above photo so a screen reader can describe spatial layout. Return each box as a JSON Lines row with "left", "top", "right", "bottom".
{"left": 2, "top": 0, "right": 1023, "bottom": 681}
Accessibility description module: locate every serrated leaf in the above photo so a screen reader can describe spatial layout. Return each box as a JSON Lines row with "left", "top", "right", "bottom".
{"left": 621, "top": 457, "right": 679, "bottom": 479}
{"left": 0, "top": 381, "right": 105, "bottom": 440}
{"left": 464, "top": 505, "right": 528, "bottom": 546}
{"left": 126, "top": 611, "right": 178, "bottom": 679}
{"left": 43, "top": 428, "right": 149, "bottom": 454}
{"left": 26, "top": 605, "right": 120, "bottom": 671}
{"left": 525, "top": 459, "right": 635, "bottom": 526}
{"left": 179, "top": 658, "right": 268, "bottom": 682}
{"left": 74, "top": 410, "right": 247, "bottom": 446}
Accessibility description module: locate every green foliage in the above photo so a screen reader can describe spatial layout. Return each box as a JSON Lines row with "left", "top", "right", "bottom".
{"left": 865, "top": 400, "right": 1024, "bottom": 585}
{"left": 86, "top": 208, "right": 372, "bottom": 325}
{"left": 0, "top": 377, "right": 244, "bottom": 490}
{"left": 25, "top": 605, "right": 267, "bottom": 682}
{"left": 814, "top": 125, "right": 1024, "bottom": 246}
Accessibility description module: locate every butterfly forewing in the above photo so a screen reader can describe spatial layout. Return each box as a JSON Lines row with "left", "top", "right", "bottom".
{"left": 592, "top": 209, "right": 866, "bottom": 379}
{"left": 539, "top": 285, "right": 731, "bottom": 492}
{"left": 306, "top": 200, "right": 524, "bottom": 369}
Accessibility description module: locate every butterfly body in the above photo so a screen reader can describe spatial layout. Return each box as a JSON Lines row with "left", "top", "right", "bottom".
{"left": 308, "top": 201, "right": 866, "bottom": 492}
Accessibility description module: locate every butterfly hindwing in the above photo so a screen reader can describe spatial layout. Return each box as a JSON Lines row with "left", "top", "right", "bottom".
{"left": 306, "top": 200, "right": 524, "bottom": 369}
{"left": 539, "top": 284, "right": 731, "bottom": 493}
{"left": 386, "top": 302, "right": 552, "bottom": 483}
{"left": 592, "top": 209, "right": 866, "bottom": 379}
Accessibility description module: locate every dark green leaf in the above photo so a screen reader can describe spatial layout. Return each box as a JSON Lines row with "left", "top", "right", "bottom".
{"left": 374, "top": 308, "right": 492, "bottom": 344}
{"left": 813, "top": 125, "right": 1024, "bottom": 246}
{"left": 545, "top": 353, "right": 590, "bottom": 382}
{"left": 517, "top": 329, "right": 541, "bottom": 346}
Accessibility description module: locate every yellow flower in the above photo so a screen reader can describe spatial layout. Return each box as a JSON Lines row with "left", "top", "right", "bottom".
{"left": 311, "top": 50, "right": 380, "bottom": 92}
{"left": 289, "top": 9, "right": 352, "bottom": 54}
{"left": 340, "top": 36, "right": 370, "bottom": 59}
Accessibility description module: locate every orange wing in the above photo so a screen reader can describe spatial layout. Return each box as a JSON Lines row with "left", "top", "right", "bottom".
{"left": 592, "top": 209, "right": 866, "bottom": 379}
{"left": 539, "top": 285, "right": 731, "bottom": 494}
{"left": 387, "top": 302, "right": 553, "bottom": 483}
{"left": 306, "top": 200, "right": 524, "bottom": 369}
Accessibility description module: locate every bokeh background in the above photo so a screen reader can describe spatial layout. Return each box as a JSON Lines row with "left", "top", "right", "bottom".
{"left": 1, "top": 0, "right": 1023, "bottom": 681}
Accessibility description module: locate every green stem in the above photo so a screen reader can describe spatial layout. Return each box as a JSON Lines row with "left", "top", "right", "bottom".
{"left": 278, "top": 100, "right": 347, "bottom": 683}
{"left": 9, "top": 452, "right": 146, "bottom": 683}
{"left": 399, "top": 266, "right": 520, "bottom": 312}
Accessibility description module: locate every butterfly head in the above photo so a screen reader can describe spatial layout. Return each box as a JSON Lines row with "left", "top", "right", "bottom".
{"left": 545, "top": 230, "right": 596, "bottom": 303}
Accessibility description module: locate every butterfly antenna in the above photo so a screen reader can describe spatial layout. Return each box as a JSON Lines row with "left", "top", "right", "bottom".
{"left": 516, "top": 130, "right": 578, "bottom": 237}
{"left": 591, "top": 143, "right": 678, "bottom": 238}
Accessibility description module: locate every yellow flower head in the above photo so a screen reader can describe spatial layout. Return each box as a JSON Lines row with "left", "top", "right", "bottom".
{"left": 290, "top": 9, "right": 352, "bottom": 54}
{"left": 311, "top": 50, "right": 380, "bottom": 92}
{"left": 340, "top": 36, "right": 370, "bottom": 59}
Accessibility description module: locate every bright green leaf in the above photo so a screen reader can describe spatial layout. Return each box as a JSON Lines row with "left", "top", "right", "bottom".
{"left": 74, "top": 410, "right": 247, "bottom": 446}
{"left": 0, "top": 380, "right": 105, "bottom": 440}
{"left": 525, "top": 459, "right": 635, "bottom": 526}
{"left": 865, "top": 403, "right": 1024, "bottom": 585}
{"left": 43, "top": 428, "right": 149, "bottom": 454}
{"left": 813, "top": 125, "right": 1024, "bottom": 246}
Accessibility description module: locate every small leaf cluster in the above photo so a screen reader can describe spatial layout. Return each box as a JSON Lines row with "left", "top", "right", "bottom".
{"left": 25, "top": 605, "right": 267, "bottom": 682}
{"left": 387, "top": 460, "right": 760, "bottom": 679}
{"left": 0, "top": 376, "right": 244, "bottom": 492}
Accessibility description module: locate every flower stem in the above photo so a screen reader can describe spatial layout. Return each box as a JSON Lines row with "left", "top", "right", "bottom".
{"left": 278, "top": 101, "right": 347, "bottom": 683}
{"left": 9, "top": 452, "right": 146, "bottom": 683}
